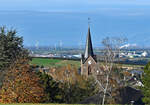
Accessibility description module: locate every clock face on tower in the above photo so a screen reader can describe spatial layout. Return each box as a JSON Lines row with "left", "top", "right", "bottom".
{"left": 88, "top": 60, "right": 92, "bottom": 65}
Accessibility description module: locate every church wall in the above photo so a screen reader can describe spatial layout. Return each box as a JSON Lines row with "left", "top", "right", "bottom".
{"left": 81, "top": 56, "right": 97, "bottom": 77}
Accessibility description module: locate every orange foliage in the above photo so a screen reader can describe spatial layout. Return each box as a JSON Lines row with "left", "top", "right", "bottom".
{"left": 0, "top": 58, "right": 45, "bottom": 103}
{"left": 50, "top": 64, "right": 85, "bottom": 87}
{"left": 123, "top": 71, "right": 131, "bottom": 76}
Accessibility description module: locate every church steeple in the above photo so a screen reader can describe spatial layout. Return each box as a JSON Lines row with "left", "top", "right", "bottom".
{"left": 80, "top": 23, "right": 97, "bottom": 76}
{"left": 84, "top": 26, "right": 94, "bottom": 59}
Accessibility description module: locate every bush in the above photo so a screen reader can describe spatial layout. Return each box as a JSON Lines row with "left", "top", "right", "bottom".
{"left": 0, "top": 58, "right": 45, "bottom": 103}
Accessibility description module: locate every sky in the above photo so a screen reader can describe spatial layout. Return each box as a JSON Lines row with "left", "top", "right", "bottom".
{"left": 1, "top": 0, "right": 150, "bottom": 12}
{"left": 0, "top": 0, "right": 150, "bottom": 47}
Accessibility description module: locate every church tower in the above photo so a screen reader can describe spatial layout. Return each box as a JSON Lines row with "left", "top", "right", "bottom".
{"left": 81, "top": 26, "right": 97, "bottom": 76}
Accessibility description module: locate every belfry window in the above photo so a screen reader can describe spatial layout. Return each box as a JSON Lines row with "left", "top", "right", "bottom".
{"left": 88, "top": 66, "right": 92, "bottom": 75}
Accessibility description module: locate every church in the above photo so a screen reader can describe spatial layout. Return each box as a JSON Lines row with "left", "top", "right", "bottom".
{"left": 80, "top": 26, "right": 98, "bottom": 77}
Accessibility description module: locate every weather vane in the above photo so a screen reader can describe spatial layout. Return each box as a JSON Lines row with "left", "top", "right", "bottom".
{"left": 88, "top": 17, "right": 91, "bottom": 26}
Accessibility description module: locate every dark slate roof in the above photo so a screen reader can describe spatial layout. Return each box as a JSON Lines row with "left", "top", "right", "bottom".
{"left": 84, "top": 26, "right": 94, "bottom": 59}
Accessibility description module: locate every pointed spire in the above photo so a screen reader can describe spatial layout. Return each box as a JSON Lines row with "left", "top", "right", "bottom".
{"left": 84, "top": 26, "right": 94, "bottom": 59}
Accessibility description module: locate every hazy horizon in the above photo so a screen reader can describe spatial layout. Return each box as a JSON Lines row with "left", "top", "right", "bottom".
{"left": 0, "top": 0, "right": 150, "bottom": 47}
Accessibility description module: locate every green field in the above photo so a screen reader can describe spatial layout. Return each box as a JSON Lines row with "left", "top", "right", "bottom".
{"left": 30, "top": 58, "right": 80, "bottom": 68}
{"left": 30, "top": 58, "right": 144, "bottom": 69}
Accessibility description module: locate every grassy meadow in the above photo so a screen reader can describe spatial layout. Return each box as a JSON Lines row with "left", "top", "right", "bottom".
{"left": 30, "top": 58, "right": 80, "bottom": 68}
{"left": 30, "top": 58, "right": 144, "bottom": 69}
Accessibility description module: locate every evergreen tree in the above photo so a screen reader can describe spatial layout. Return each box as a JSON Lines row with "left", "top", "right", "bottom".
{"left": 36, "top": 72, "right": 63, "bottom": 103}
{"left": 0, "top": 26, "right": 28, "bottom": 70}
{"left": 141, "top": 62, "right": 150, "bottom": 104}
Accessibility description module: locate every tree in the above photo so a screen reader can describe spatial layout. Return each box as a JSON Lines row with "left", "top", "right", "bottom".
{"left": 0, "top": 26, "right": 28, "bottom": 70}
{"left": 49, "top": 65, "right": 98, "bottom": 104}
{"left": 93, "top": 37, "right": 127, "bottom": 105}
{"left": 0, "top": 58, "right": 45, "bottom": 103}
{"left": 141, "top": 62, "right": 150, "bottom": 104}
{"left": 36, "top": 72, "right": 62, "bottom": 103}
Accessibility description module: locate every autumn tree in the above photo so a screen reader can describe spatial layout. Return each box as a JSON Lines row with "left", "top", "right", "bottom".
{"left": 0, "top": 58, "right": 45, "bottom": 103}
{"left": 49, "top": 65, "right": 98, "bottom": 104}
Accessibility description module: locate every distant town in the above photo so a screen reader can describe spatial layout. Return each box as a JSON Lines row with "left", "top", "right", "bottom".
{"left": 27, "top": 46, "right": 150, "bottom": 65}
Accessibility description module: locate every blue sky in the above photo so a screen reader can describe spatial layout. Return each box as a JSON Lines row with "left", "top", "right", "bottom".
{"left": 0, "top": 0, "right": 150, "bottom": 47}
{"left": 1, "top": 0, "right": 150, "bottom": 11}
